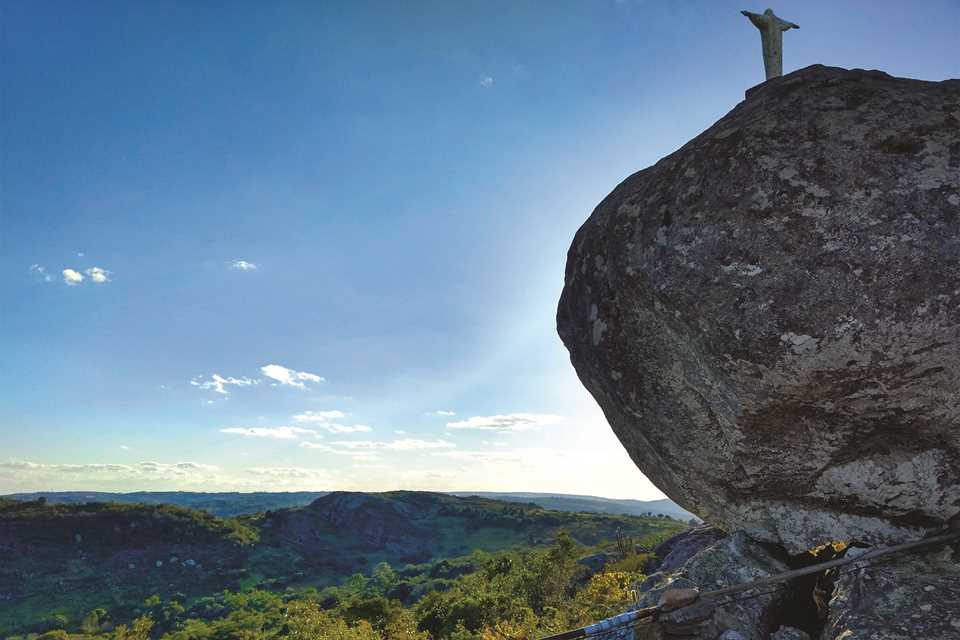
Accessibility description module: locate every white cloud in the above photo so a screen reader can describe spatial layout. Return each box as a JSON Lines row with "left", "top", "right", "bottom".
{"left": 291, "top": 410, "right": 367, "bottom": 433}
{"left": 261, "top": 364, "right": 324, "bottom": 388}
{"left": 425, "top": 410, "right": 456, "bottom": 416}
{"left": 323, "top": 423, "right": 372, "bottom": 434}
{"left": 220, "top": 426, "right": 320, "bottom": 440}
{"left": 298, "top": 438, "right": 453, "bottom": 462}
{"left": 299, "top": 441, "right": 335, "bottom": 451}
{"left": 479, "top": 76, "right": 494, "bottom": 88}
{"left": 446, "top": 413, "right": 563, "bottom": 432}
{"left": 247, "top": 466, "right": 328, "bottom": 479}
{"left": 394, "top": 430, "right": 407, "bottom": 435}
{"left": 29, "top": 264, "right": 52, "bottom": 282}
{"left": 62, "top": 268, "right": 84, "bottom": 286}
{"left": 297, "top": 441, "right": 380, "bottom": 461}
{"left": 120, "top": 445, "right": 130, "bottom": 451}
{"left": 0, "top": 460, "right": 218, "bottom": 478}
{"left": 141, "top": 461, "right": 220, "bottom": 473}
{"left": 292, "top": 410, "right": 348, "bottom": 423}
{"left": 229, "top": 260, "right": 257, "bottom": 271}
{"left": 191, "top": 374, "right": 259, "bottom": 395}
{"left": 432, "top": 450, "right": 523, "bottom": 463}
{"left": 330, "top": 438, "right": 455, "bottom": 451}
{"left": 85, "top": 267, "right": 111, "bottom": 283}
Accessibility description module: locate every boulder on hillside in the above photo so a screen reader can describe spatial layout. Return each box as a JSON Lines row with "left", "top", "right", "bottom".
{"left": 557, "top": 65, "right": 960, "bottom": 553}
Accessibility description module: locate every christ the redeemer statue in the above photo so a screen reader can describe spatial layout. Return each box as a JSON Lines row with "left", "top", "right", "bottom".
{"left": 742, "top": 8, "right": 799, "bottom": 80}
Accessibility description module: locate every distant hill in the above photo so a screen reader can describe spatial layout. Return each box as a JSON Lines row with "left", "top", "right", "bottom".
{"left": 449, "top": 492, "right": 697, "bottom": 521}
{"left": 0, "top": 491, "right": 686, "bottom": 635}
{"left": 3, "top": 490, "right": 695, "bottom": 520}
{"left": 1, "top": 490, "right": 327, "bottom": 517}
{"left": 0, "top": 498, "right": 258, "bottom": 634}
{"left": 252, "top": 491, "right": 683, "bottom": 577}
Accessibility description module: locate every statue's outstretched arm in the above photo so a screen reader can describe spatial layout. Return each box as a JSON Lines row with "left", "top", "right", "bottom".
{"left": 741, "top": 10, "right": 765, "bottom": 29}
{"left": 781, "top": 21, "right": 800, "bottom": 30}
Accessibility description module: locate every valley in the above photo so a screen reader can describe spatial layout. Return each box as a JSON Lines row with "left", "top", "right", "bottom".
{"left": 0, "top": 491, "right": 686, "bottom": 637}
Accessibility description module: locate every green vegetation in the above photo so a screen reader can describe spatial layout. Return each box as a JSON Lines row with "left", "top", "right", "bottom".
{"left": 0, "top": 492, "right": 686, "bottom": 639}
{"left": 3, "top": 491, "right": 692, "bottom": 521}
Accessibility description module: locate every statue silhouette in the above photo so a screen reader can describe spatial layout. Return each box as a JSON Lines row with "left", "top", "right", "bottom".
{"left": 742, "top": 8, "right": 799, "bottom": 80}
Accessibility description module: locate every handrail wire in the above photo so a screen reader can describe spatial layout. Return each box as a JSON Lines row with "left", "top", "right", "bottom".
{"left": 538, "top": 530, "right": 960, "bottom": 640}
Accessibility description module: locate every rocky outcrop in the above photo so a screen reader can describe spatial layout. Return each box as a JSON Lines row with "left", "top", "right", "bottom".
{"left": 822, "top": 543, "right": 960, "bottom": 639}
{"left": 638, "top": 532, "right": 792, "bottom": 640}
{"left": 770, "top": 627, "right": 810, "bottom": 640}
{"left": 557, "top": 65, "right": 960, "bottom": 553}
{"left": 646, "top": 524, "right": 728, "bottom": 574}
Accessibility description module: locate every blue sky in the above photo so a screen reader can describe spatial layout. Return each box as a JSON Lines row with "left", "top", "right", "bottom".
{"left": 2, "top": 1, "right": 958, "bottom": 498}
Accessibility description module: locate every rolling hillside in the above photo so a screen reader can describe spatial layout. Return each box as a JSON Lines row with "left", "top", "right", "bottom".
{"left": 4, "top": 490, "right": 693, "bottom": 520}
{"left": 0, "top": 491, "right": 686, "bottom": 636}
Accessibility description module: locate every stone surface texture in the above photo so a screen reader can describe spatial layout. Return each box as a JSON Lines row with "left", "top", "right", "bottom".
{"left": 638, "top": 532, "right": 791, "bottom": 640}
{"left": 646, "top": 523, "right": 728, "bottom": 574}
{"left": 770, "top": 626, "right": 810, "bottom": 640}
{"left": 822, "top": 543, "right": 960, "bottom": 640}
{"left": 557, "top": 65, "right": 960, "bottom": 553}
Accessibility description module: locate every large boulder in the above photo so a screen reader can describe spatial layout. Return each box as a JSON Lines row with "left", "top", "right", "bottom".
{"left": 557, "top": 65, "right": 960, "bottom": 553}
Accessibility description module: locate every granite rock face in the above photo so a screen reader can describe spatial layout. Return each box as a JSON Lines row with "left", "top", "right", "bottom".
{"left": 645, "top": 523, "right": 728, "bottom": 574}
{"left": 557, "top": 65, "right": 960, "bottom": 553}
{"left": 638, "top": 532, "right": 791, "bottom": 640}
{"left": 822, "top": 543, "right": 960, "bottom": 640}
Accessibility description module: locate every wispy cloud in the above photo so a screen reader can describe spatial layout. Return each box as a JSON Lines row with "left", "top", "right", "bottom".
{"left": 330, "top": 439, "right": 455, "bottom": 451}
{"left": 297, "top": 441, "right": 380, "bottom": 461}
{"left": 479, "top": 75, "right": 494, "bottom": 88}
{"left": 62, "top": 268, "right": 84, "bottom": 286}
{"left": 425, "top": 410, "right": 456, "bottom": 417}
{"left": 299, "top": 442, "right": 338, "bottom": 451}
{"left": 191, "top": 374, "right": 259, "bottom": 395}
{"left": 298, "top": 438, "right": 454, "bottom": 462}
{"left": 0, "top": 460, "right": 218, "bottom": 477}
{"left": 229, "top": 260, "right": 257, "bottom": 271}
{"left": 247, "top": 466, "right": 328, "bottom": 479}
{"left": 85, "top": 267, "right": 111, "bottom": 283}
{"left": 323, "top": 423, "right": 372, "bottom": 434}
{"left": 260, "top": 364, "right": 324, "bottom": 388}
{"left": 29, "top": 264, "right": 52, "bottom": 282}
{"left": 292, "top": 410, "right": 348, "bottom": 423}
{"left": 446, "top": 413, "right": 563, "bottom": 432}
{"left": 220, "top": 426, "right": 321, "bottom": 440}
{"left": 141, "top": 461, "right": 219, "bottom": 473}
{"left": 291, "top": 410, "right": 368, "bottom": 433}
{"left": 432, "top": 450, "right": 522, "bottom": 463}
